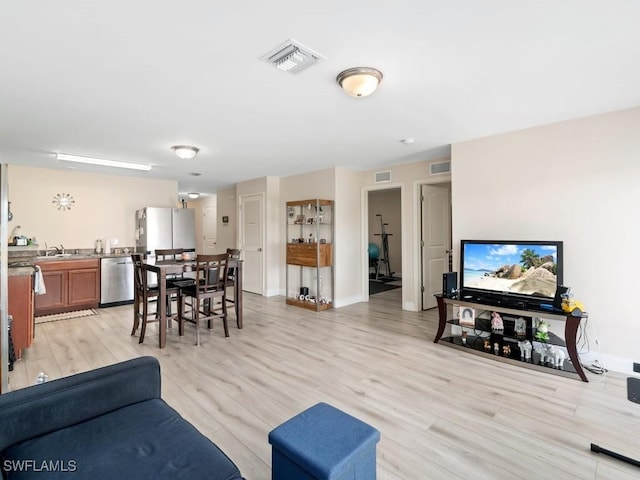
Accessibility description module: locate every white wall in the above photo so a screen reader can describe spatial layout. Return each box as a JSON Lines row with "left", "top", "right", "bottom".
{"left": 8, "top": 165, "right": 177, "bottom": 250}
{"left": 452, "top": 106, "right": 640, "bottom": 374}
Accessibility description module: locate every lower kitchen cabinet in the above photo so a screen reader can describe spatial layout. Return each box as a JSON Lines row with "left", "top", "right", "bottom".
{"left": 8, "top": 272, "right": 35, "bottom": 360}
{"left": 35, "top": 259, "right": 100, "bottom": 316}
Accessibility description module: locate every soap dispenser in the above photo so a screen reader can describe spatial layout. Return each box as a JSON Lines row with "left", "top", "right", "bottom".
{"left": 95, "top": 239, "right": 102, "bottom": 253}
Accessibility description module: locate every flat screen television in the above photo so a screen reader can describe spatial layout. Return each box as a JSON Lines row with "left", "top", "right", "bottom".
{"left": 459, "top": 240, "right": 563, "bottom": 309}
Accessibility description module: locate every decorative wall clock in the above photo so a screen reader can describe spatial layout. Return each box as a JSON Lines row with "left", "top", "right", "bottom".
{"left": 53, "top": 193, "right": 75, "bottom": 211}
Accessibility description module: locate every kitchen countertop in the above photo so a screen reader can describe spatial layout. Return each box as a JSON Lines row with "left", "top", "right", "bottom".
{"left": 8, "top": 252, "right": 134, "bottom": 270}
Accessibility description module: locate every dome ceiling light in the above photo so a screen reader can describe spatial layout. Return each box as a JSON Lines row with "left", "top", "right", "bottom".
{"left": 336, "top": 67, "right": 383, "bottom": 98}
{"left": 171, "top": 145, "right": 199, "bottom": 159}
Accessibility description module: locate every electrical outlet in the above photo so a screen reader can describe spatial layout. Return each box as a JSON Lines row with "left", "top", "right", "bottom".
{"left": 633, "top": 362, "right": 640, "bottom": 373}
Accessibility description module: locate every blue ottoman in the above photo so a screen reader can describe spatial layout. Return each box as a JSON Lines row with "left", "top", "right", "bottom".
{"left": 268, "top": 402, "right": 380, "bottom": 480}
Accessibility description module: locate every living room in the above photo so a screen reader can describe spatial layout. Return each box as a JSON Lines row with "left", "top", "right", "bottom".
{"left": 2, "top": 2, "right": 640, "bottom": 478}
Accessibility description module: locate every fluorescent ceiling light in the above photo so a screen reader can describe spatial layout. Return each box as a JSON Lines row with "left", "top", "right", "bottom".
{"left": 56, "top": 153, "right": 152, "bottom": 171}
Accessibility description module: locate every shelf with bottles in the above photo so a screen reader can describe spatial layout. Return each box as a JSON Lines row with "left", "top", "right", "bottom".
{"left": 286, "top": 199, "right": 333, "bottom": 227}
{"left": 285, "top": 199, "right": 334, "bottom": 312}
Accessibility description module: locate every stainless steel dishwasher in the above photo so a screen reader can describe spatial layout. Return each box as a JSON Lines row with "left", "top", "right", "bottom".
{"left": 100, "top": 256, "right": 134, "bottom": 306}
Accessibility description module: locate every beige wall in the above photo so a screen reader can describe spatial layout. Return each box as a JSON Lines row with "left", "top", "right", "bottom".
{"left": 361, "top": 159, "right": 451, "bottom": 311}
{"left": 236, "top": 176, "right": 283, "bottom": 296}
{"left": 188, "top": 195, "right": 216, "bottom": 254}
{"left": 8, "top": 165, "right": 177, "bottom": 250}
{"left": 452, "top": 106, "right": 640, "bottom": 373}
{"left": 334, "top": 167, "right": 362, "bottom": 307}
{"left": 215, "top": 186, "right": 237, "bottom": 253}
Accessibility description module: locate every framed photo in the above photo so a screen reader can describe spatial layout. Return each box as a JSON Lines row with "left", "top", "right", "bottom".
{"left": 458, "top": 306, "right": 476, "bottom": 326}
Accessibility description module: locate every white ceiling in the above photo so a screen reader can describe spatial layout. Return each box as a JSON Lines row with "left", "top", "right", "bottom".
{"left": 2, "top": 1, "right": 639, "bottom": 197}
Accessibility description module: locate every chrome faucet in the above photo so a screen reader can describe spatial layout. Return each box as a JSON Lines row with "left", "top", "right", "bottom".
{"left": 54, "top": 245, "right": 65, "bottom": 255}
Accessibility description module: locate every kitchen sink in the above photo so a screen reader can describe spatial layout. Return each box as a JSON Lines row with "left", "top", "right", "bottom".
{"left": 35, "top": 253, "right": 100, "bottom": 260}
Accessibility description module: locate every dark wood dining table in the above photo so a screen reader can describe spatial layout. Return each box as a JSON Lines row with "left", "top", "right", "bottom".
{"left": 142, "top": 258, "right": 243, "bottom": 348}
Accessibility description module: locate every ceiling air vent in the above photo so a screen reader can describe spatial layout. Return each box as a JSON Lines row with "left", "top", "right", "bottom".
{"left": 430, "top": 160, "right": 451, "bottom": 175}
{"left": 260, "top": 39, "right": 326, "bottom": 74}
{"left": 375, "top": 171, "right": 391, "bottom": 183}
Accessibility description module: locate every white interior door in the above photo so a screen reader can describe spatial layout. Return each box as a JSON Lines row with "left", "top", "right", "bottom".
{"left": 421, "top": 184, "right": 451, "bottom": 310}
{"left": 203, "top": 205, "right": 217, "bottom": 254}
{"left": 240, "top": 194, "right": 263, "bottom": 294}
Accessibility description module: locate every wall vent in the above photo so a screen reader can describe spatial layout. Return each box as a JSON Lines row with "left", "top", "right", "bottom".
{"left": 260, "top": 39, "right": 326, "bottom": 74}
{"left": 375, "top": 171, "right": 391, "bottom": 183}
{"left": 430, "top": 160, "right": 451, "bottom": 175}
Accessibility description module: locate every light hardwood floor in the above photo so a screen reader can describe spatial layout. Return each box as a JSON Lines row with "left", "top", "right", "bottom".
{"left": 8, "top": 290, "right": 640, "bottom": 479}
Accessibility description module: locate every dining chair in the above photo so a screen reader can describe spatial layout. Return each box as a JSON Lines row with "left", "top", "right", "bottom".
{"left": 154, "top": 248, "right": 191, "bottom": 318}
{"left": 131, "top": 253, "right": 181, "bottom": 344}
{"left": 225, "top": 248, "right": 241, "bottom": 328}
{"left": 178, "top": 253, "right": 229, "bottom": 345}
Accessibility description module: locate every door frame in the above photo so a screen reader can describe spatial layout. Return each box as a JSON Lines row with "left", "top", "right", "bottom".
{"left": 361, "top": 182, "right": 404, "bottom": 304}
{"left": 415, "top": 179, "right": 452, "bottom": 310}
{"left": 238, "top": 192, "right": 265, "bottom": 295}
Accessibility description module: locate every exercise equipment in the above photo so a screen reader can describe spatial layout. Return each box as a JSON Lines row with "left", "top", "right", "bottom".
{"left": 372, "top": 214, "right": 393, "bottom": 280}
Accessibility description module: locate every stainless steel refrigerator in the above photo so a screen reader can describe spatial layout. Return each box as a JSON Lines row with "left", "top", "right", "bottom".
{"left": 135, "top": 207, "right": 196, "bottom": 256}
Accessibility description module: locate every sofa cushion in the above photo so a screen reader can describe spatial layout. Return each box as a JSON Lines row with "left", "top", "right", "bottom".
{"left": 0, "top": 356, "right": 161, "bottom": 452}
{"left": 2, "top": 399, "right": 243, "bottom": 480}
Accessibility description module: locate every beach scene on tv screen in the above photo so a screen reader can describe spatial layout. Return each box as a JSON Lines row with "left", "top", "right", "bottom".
{"left": 463, "top": 243, "right": 558, "bottom": 298}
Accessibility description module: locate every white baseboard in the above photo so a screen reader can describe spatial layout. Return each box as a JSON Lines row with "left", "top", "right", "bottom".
{"left": 579, "top": 351, "right": 638, "bottom": 376}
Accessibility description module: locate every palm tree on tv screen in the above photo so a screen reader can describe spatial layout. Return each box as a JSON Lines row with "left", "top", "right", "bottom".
{"left": 520, "top": 248, "right": 540, "bottom": 269}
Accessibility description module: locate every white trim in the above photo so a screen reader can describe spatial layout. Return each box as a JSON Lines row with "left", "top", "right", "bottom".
{"left": 361, "top": 182, "right": 404, "bottom": 306}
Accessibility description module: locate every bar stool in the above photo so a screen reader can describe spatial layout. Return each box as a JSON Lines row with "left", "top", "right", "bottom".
{"left": 178, "top": 253, "right": 229, "bottom": 345}
{"left": 131, "top": 254, "right": 181, "bottom": 344}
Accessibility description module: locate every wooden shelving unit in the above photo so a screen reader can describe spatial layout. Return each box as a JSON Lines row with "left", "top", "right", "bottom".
{"left": 285, "top": 199, "right": 334, "bottom": 311}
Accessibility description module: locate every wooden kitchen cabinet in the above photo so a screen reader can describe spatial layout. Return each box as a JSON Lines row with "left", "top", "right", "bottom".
{"left": 35, "top": 259, "right": 100, "bottom": 316}
{"left": 8, "top": 272, "right": 35, "bottom": 360}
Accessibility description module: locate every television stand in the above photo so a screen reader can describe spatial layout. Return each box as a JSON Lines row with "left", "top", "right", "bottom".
{"left": 434, "top": 295, "right": 588, "bottom": 382}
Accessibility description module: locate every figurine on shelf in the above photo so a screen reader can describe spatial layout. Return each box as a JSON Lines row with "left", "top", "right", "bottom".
{"left": 461, "top": 331, "right": 468, "bottom": 345}
{"left": 491, "top": 312, "right": 504, "bottom": 333}
{"left": 502, "top": 345, "right": 511, "bottom": 357}
{"left": 483, "top": 339, "right": 491, "bottom": 352}
{"left": 535, "top": 319, "right": 550, "bottom": 343}
{"left": 493, "top": 342, "right": 500, "bottom": 355}
{"left": 518, "top": 340, "right": 532, "bottom": 362}
{"left": 514, "top": 317, "right": 527, "bottom": 337}
{"left": 545, "top": 345, "right": 566, "bottom": 369}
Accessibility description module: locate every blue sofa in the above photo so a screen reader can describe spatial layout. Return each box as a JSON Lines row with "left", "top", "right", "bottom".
{"left": 0, "top": 356, "right": 244, "bottom": 480}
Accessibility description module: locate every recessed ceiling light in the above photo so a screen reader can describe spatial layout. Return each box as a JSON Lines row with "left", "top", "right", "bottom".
{"left": 171, "top": 145, "right": 199, "bottom": 159}
{"left": 56, "top": 153, "right": 152, "bottom": 171}
{"left": 189, "top": 172, "right": 202, "bottom": 176}
{"left": 401, "top": 138, "right": 415, "bottom": 145}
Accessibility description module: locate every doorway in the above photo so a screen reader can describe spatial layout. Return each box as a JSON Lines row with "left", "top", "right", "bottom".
{"left": 239, "top": 194, "right": 264, "bottom": 295}
{"left": 420, "top": 183, "right": 451, "bottom": 310}
{"left": 203, "top": 205, "right": 217, "bottom": 253}
{"left": 367, "top": 188, "right": 402, "bottom": 298}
